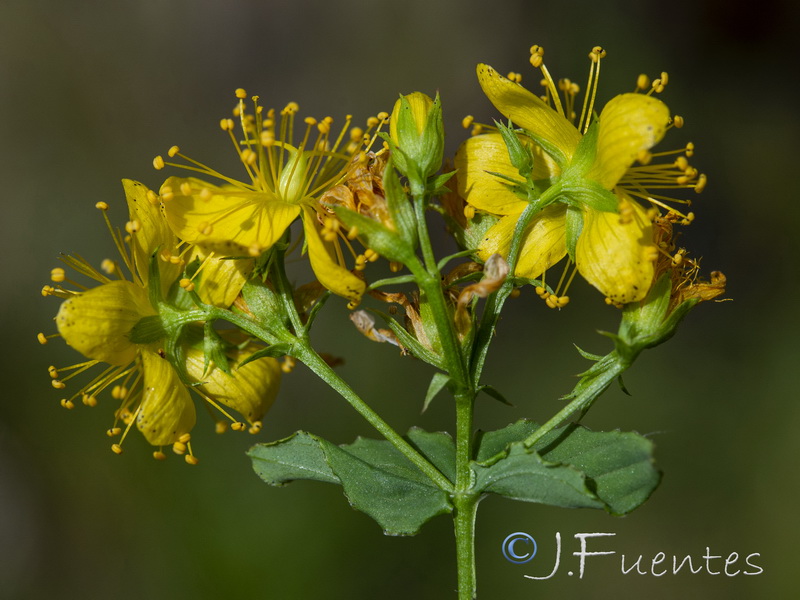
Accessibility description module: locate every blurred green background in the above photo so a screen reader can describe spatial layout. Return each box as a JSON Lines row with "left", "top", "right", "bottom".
{"left": 2, "top": 0, "right": 798, "bottom": 598}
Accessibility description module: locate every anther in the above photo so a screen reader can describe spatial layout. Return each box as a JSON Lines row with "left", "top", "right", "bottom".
{"left": 215, "top": 421, "right": 228, "bottom": 434}
{"left": 510, "top": 288, "right": 521, "bottom": 299}
{"left": 220, "top": 118, "right": 235, "bottom": 131}
{"left": 153, "top": 450, "right": 167, "bottom": 460}
{"left": 507, "top": 71, "right": 522, "bottom": 83}
{"left": 82, "top": 394, "right": 98, "bottom": 407}
{"left": 161, "top": 186, "right": 174, "bottom": 202}
{"left": 235, "top": 88, "right": 247, "bottom": 99}
{"left": 199, "top": 187, "right": 213, "bottom": 202}
{"left": 179, "top": 278, "right": 195, "bottom": 292}
{"left": 461, "top": 115, "right": 474, "bottom": 129}
{"left": 48, "top": 365, "right": 59, "bottom": 378}
{"left": 636, "top": 74, "right": 650, "bottom": 91}
{"left": 636, "top": 149, "right": 652, "bottom": 165}
{"left": 377, "top": 111, "right": 389, "bottom": 122}
{"left": 111, "top": 385, "right": 128, "bottom": 400}
{"left": 50, "top": 268, "right": 66, "bottom": 283}
{"left": 672, "top": 115, "right": 684, "bottom": 128}
{"left": 281, "top": 356, "right": 296, "bottom": 373}
{"left": 364, "top": 249, "right": 379, "bottom": 262}
{"left": 111, "top": 444, "right": 123, "bottom": 455}
{"left": 146, "top": 190, "right": 160, "bottom": 204}
{"left": 694, "top": 175, "right": 707, "bottom": 193}
{"left": 60, "top": 398, "right": 74, "bottom": 409}
{"left": 172, "top": 441, "right": 187, "bottom": 455}
{"left": 37, "top": 333, "right": 49, "bottom": 345}
{"left": 556, "top": 296, "right": 570, "bottom": 308}
{"left": 125, "top": 220, "right": 141, "bottom": 234}
{"left": 231, "top": 422, "right": 246, "bottom": 431}
{"left": 249, "top": 421, "right": 263, "bottom": 434}
{"left": 153, "top": 156, "right": 165, "bottom": 170}
{"left": 185, "top": 454, "right": 199, "bottom": 465}
{"left": 685, "top": 142, "right": 695, "bottom": 157}
{"left": 52, "top": 379, "right": 65, "bottom": 390}
{"left": 535, "top": 286, "right": 548, "bottom": 298}
{"left": 464, "top": 205, "right": 476, "bottom": 220}
{"left": 347, "top": 226, "right": 359, "bottom": 240}
{"left": 106, "top": 427, "right": 122, "bottom": 437}
{"left": 95, "top": 201, "right": 109, "bottom": 211}
{"left": 389, "top": 262, "right": 403, "bottom": 273}
{"left": 180, "top": 182, "right": 193, "bottom": 196}
{"left": 197, "top": 221, "right": 213, "bottom": 236}
{"left": 178, "top": 433, "right": 191, "bottom": 444}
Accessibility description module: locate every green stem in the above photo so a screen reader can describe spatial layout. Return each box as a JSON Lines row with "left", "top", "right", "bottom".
{"left": 453, "top": 387, "right": 478, "bottom": 599}
{"left": 523, "top": 353, "right": 627, "bottom": 448}
{"left": 294, "top": 342, "right": 454, "bottom": 493}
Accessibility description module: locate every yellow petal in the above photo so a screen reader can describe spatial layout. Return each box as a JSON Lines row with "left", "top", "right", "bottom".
{"left": 123, "top": 179, "right": 180, "bottom": 286}
{"left": 576, "top": 197, "right": 655, "bottom": 304}
{"left": 185, "top": 346, "right": 281, "bottom": 425}
{"left": 478, "top": 204, "right": 568, "bottom": 280}
{"left": 137, "top": 350, "right": 196, "bottom": 446}
{"left": 189, "top": 246, "right": 254, "bottom": 308}
{"left": 455, "top": 133, "right": 558, "bottom": 215}
{"left": 477, "top": 64, "right": 581, "bottom": 162}
{"left": 161, "top": 176, "right": 301, "bottom": 255}
{"left": 587, "top": 94, "right": 670, "bottom": 189}
{"left": 56, "top": 280, "right": 154, "bottom": 366}
{"left": 302, "top": 206, "right": 365, "bottom": 303}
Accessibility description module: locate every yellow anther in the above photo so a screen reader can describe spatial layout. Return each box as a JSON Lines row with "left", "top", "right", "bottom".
{"left": 355, "top": 255, "right": 367, "bottom": 271}
{"left": 197, "top": 221, "right": 213, "bottom": 236}
{"left": 676, "top": 175, "right": 689, "bottom": 185}
{"left": 145, "top": 189, "right": 160, "bottom": 205}
{"left": 185, "top": 454, "right": 200, "bottom": 465}
{"left": 166, "top": 145, "right": 180, "bottom": 158}
{"left": 590, "top": 46, "right": 606, "bottom": 60}
{"left": 644, "top": 246, "right": 659, "bottom": 262}
{"left": 470, "top": 124, "right": 484, "bottom": 136}
{"left": 672, "top": 249, "right": 687, "bottom": 266}
{"left": 111, "top": 385, "right": 128, "bottom": 400}
{"left": 684, "top": 166, "right": 698, "bottom": 179}
{"left": 177, "top": 432, "right": 191, "bottom": 444}
{"left": 694, "top": 174, "right": 707, "bottom": 193}
{"left": 248, "top": 243, "right": 263, "bottom": 257}
{"left": 153, "top": 155, "right": 165, "bottom": 170}
{"left": 52, "top": 380, "right": 65, "bottom": 390}
{"left": 231, "top": 422, "right": 246, "bottom": 432}
{"left": 366, "top": 116, "right": 379, "bottom": 127}
{"left": 685, "top": 142, "right": 695, "bottom": 157}
{"left": 95, "top": 201, "right": 109, "bottom": 211}
{"left": 220, "top": 118, "right": 235, "bottom": 131}
{"left": 285, "top": 101, "right": 299, "bottom": 113}
{"left": 636, "top": 73, "right": 650, "bottom": 91}
{"left": 347, "top": 226, "right": 359, "bottom": 240}
{"left": 60, "top": 398, "right": 74, "bottom": 409}
{"left": 464, "top": 205, "right": 476, "bottom": 220}
{"left": 125, "top": 219, "right": 141, "bottom": 234}
{"left": 317, "top": 121, "right": 331, "bottom": 134}
{"left": 249, "top": 421, "right": 263, "bottom": 434}
{"left": 50, "top": 267, "right": 66, "bottom": 283}
{"left": 672, "top": 115, "right": 684, "bottom": 128}
{"left": 347, "top": 299, "right": 361, "bottom": 310}
{"left": 235, "top": 88, "right": 247, "bottom": 99}
{"left": 636, "top": 149, "right": 652, "bottom": 165}
{"left": 556, "top": 296, "right": 570, "bottom": 307}
{"left": 529, "top": 45, "right": 544, "bottom": 68}
{"left": 377, "top": 111, "right": 389, "bottom": 121}
{"left": 281, "top": 356, "right": 296, "bottom": 374}
{"left": 241, "top": 148, "right": 257, "bottom": 165}
{"left": 172, "top": 441, "right": 187, "bottom": 455}
{"left": 681, "top": 212, "right": 696, "bottom": 226}
{"left": 169, "top": 255, "right": 183, "bottom": 265}
{"left": 215, "top": 421, "right": 228, "bottom": 434}
{"left": 199, "top": 187, "right": 213, "bottom": 202}
{"left": 153, "top": 450, "right": 167, "bottom": 460}
{"left": 37, "top": 333, "right": 48, "bottom": 345}
{"left": 660, "top": 71, "right": 669, "bottom": 86}
{"left": 82, "top": 394, "right": 98, "bottom": 407}
{"left": 389, "top": 261, "right": 403, "bottom": 273}
{"left": 535, "top": 286, "right": 548, "bottom": 298}
{"left": 675, "top": 156, "right": 689, "bottom": 170}
{"left": 48, "top": 365, "right": 59, "bottom": 378}
{"left": 41, "top": 285, "right": 54, "bottom": 297}
{"left": 510, "top": 288, "right": 521, "bottom": 299}
{"left": 107, "top": 427, "right": 122, "bottom": 437}
{"left": 545, "top": 294, "right": 558, "bottom": 309}
{"left": 179, "top": 278, "right": 195, "bottom": 292}
{"left": 507, "top": 71, "right": 522, "bottom": 83}
{"left": 349, "top": 127, "right": 364, "bottom": 142}
{"left": 461, "top": 115, "right": 474, "bottom": 129}
{"left": 160, "top": 186, "right": 174, "bottom": 202}
{"left": 364, "top": 248, "right": 379, "bottom": 262}
{"left": 304, "top": 116, "right": 317, "bottom": 126}
{"left": 111, "top": 444, "right": 123, "bottom": 455}
{"left": 180, "top": 182, "right": 193, "bottom": 196}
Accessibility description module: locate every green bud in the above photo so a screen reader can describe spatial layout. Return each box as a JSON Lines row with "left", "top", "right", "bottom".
{"left": 388, "top": 92, "right": 444, "bottom": 188}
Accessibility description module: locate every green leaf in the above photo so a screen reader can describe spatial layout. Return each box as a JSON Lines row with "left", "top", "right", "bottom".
{"left": 249, "top": 430, "right": 454, "bottom": 536}
{"left": 422, "top": 372, "right": 450, "bottom": 412}
{"left": 472, "top": 442, "right": 604, "bottom": 509}
{"left": 564, "top": 205, "right": 583, "bottom": 261}
{"left": 472, "top": 420, "right": 661, "bottom": 515}
{"left": 240, "top": 279, "right": 289, "bottom": 333}
{"left": 203, "top": 321, "right": 230, "bottom": 374}
{"left": 237, "top": 343, "right": 293, "bottom": 367}
{"left": 478, "top": 385, "right": 514, "bottom": 406}
{"left": 334, "top": 206, "right": 415, "bottom": 265}
{"left": 248, "top": 431, "right": 339, "bottom": 485}
{"left": 321, "top": 436, "right": 452, "bottom": 535}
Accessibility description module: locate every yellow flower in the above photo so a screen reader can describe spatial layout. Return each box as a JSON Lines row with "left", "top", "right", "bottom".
{"left": 154, "top": 90, "right": 388, "bottom": 305}
{"left": 456, "top": 46, "right": 704, "bottom": 306}
{"left": 43, "top": 180, "right": 281, "bottom": 462}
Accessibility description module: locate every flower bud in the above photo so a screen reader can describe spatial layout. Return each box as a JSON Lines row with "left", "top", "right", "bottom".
{"left": 388, "top": 92, "right": 444, "bottom": 187}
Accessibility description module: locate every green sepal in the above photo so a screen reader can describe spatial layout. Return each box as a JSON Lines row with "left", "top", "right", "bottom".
{"left": 333, "top": 206, "right": 415, "bottom": 265}
{"left": 128, "top": 315, "right": 166, "bottom": 345}
{"left": 428, "top": 170, "right": 456, "bottom": 195}
{"left": 203, "top": 321, "right": 230, "bottom": 375}
{"left": 560, "top": 178, "right": 619, "bottom": 213}
{"left": 372, "top": 310, "right": 445, "bottom": 370}
{"left": 496, "top": 120, "right": 534, "bottom": 179}
{"left": 422, "top": 372, "right": 451, "bottom": 412}
{"left": 446, "top": 210, "right": 499, "bottom": 255}
{"left": 472, "top": 420, "right": 661, "bottom": 515}
{"left": 146, "top": 249, "right": 163, "bottom": 307}
{"left": 573, "top": 344, "right": 604, "bottom": 362}
{"left": 383, "top": 160, "right": 418, "bottom": 249}
{"left": 569, "top": 118, "right": 599, "bottom": 175}
{"left": 564, "top": 205, "right": 584, "bottom": 261}
{"left": 237, "top": 342, "right": 293, "bottom": 368}
{"left": 240, "top": 278, "right": 290, "bottom": 333}
{"left": 249, "top": 430, "right": 454, "bottom": 536}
